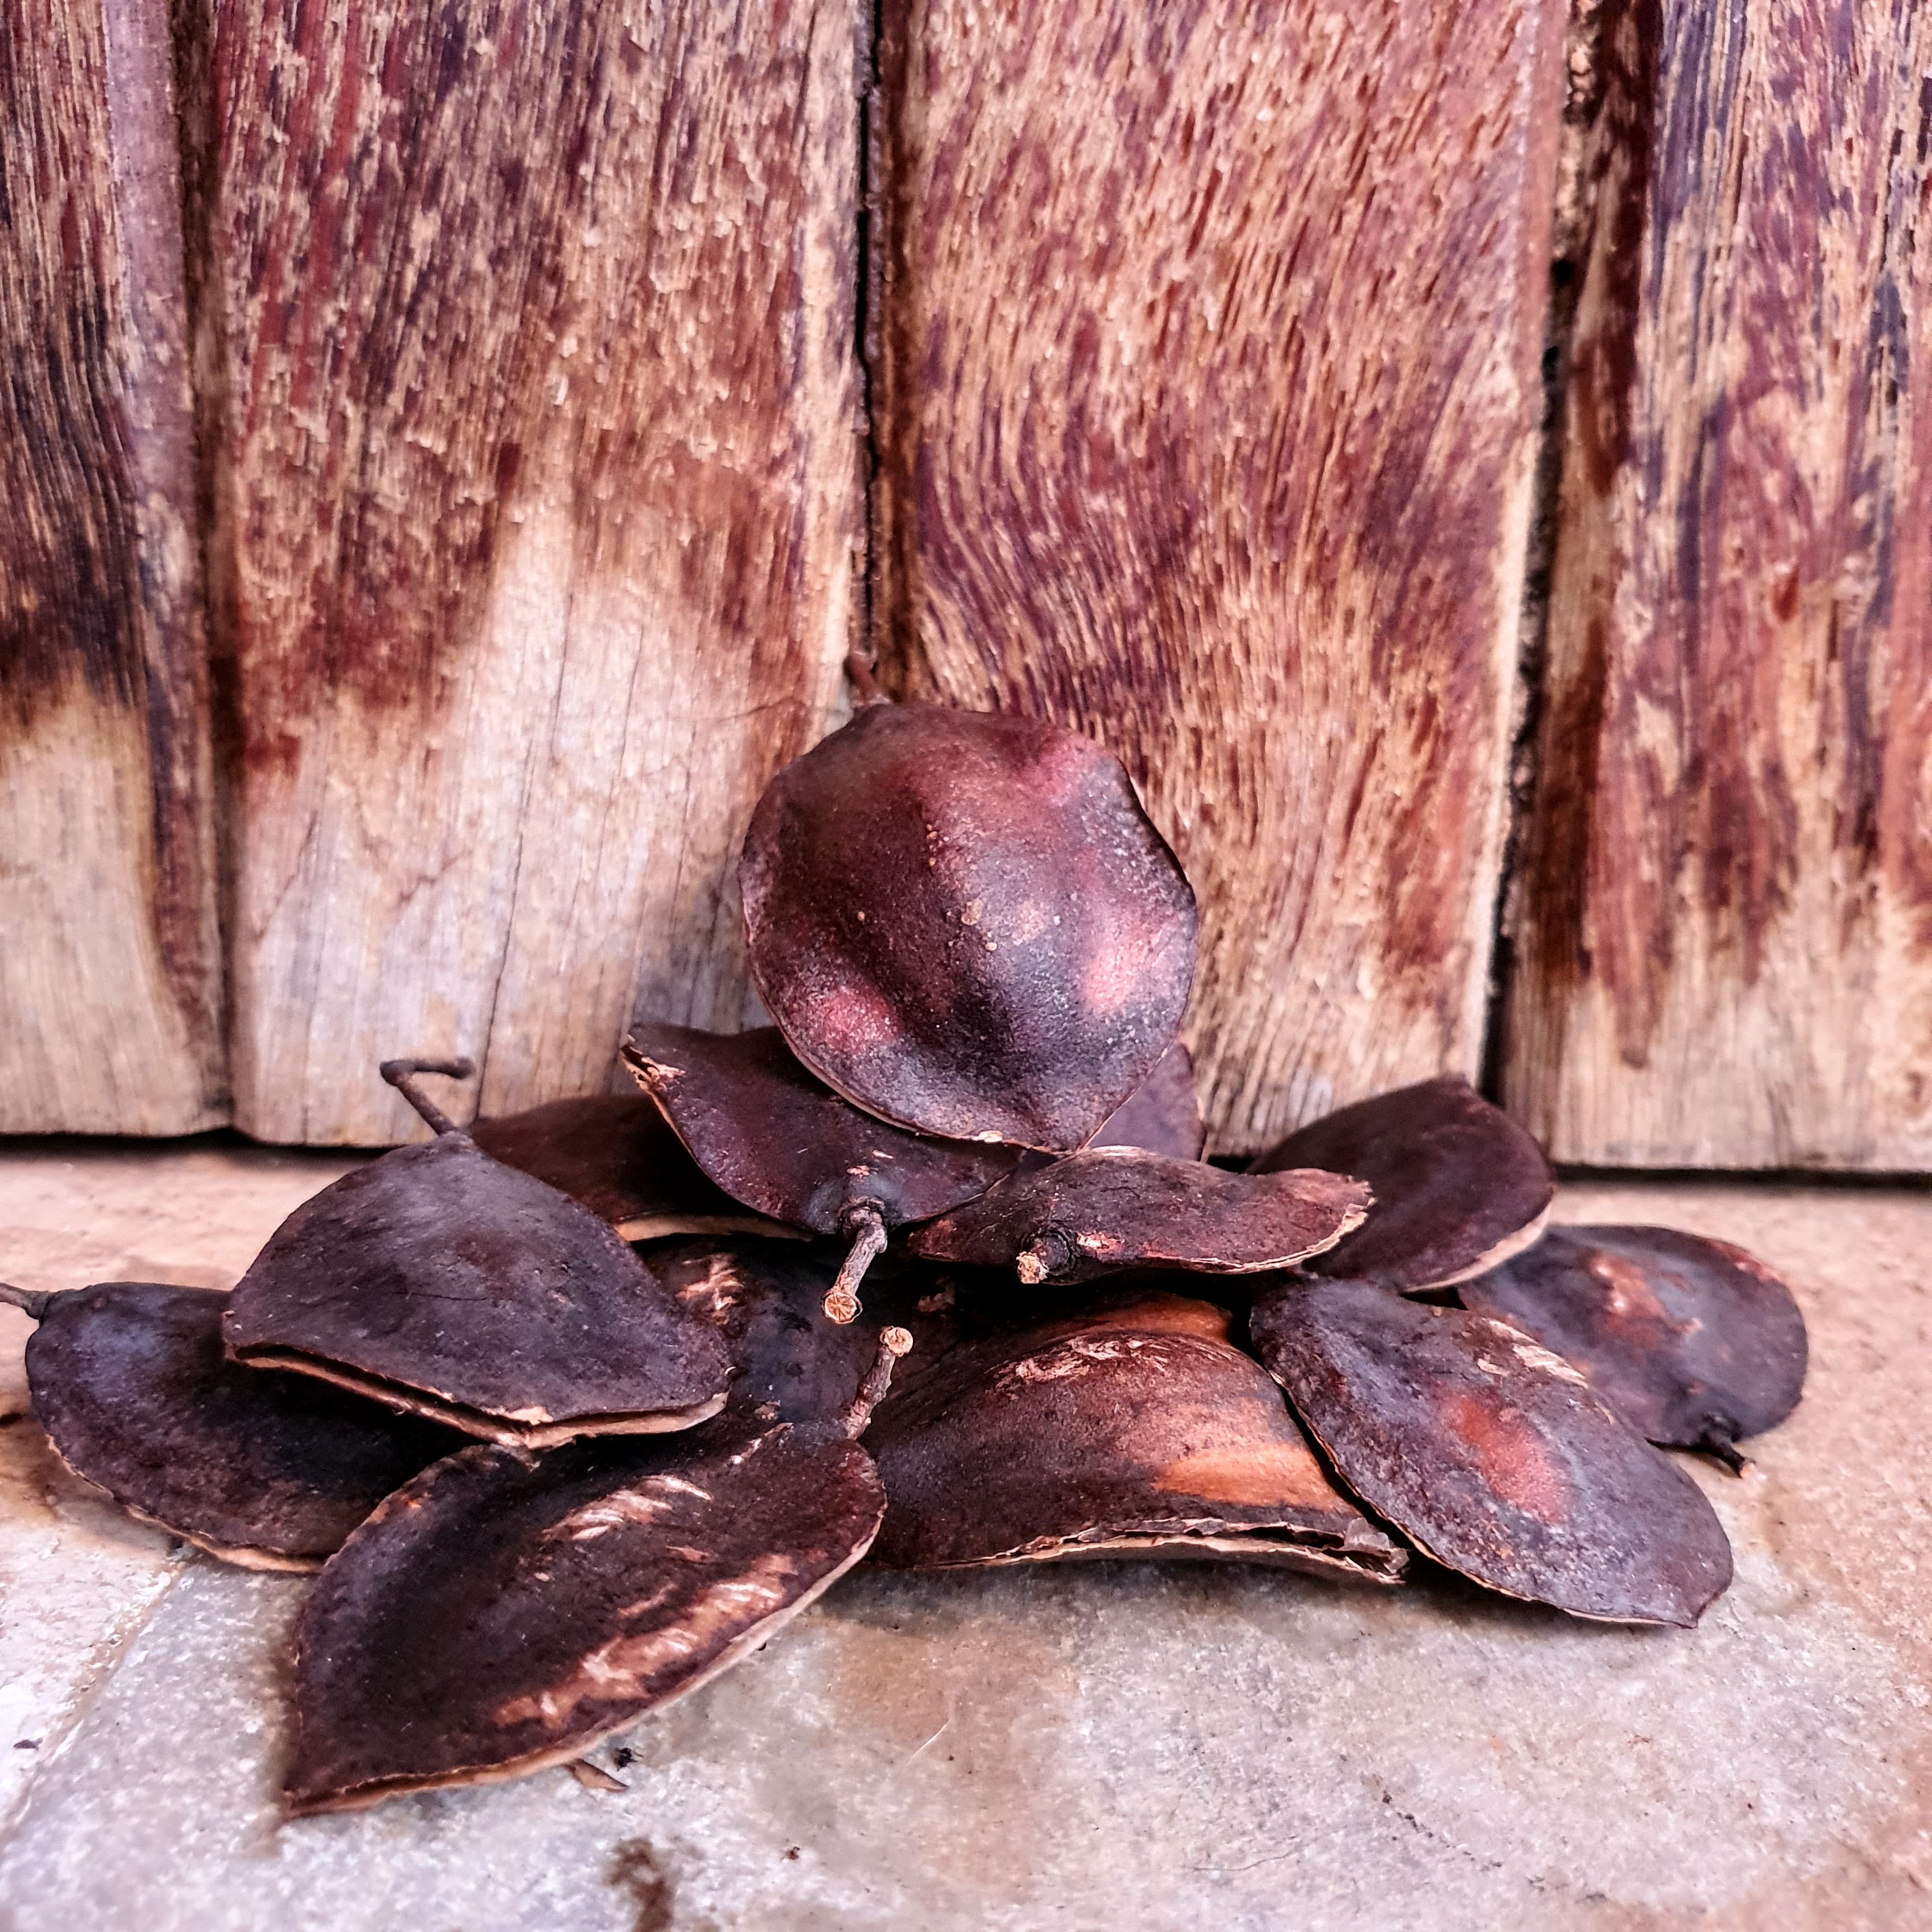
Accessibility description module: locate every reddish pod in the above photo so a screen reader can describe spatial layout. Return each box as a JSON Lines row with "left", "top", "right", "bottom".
{"left": 1248, "top": 1279, "right": 1733, "bottom": 1627}
{"left": 740, "top": 703, "right": 1199, "bottom": 1151}
{"left": 624, "top": 1022, "right": 1027, "bottom": 1322}
{"left": 470, "top": 1093, "right": 796, "bottom": 1243}
{"left": 1457, "top": 1225, "right": 1808, "bottom": 1471}
{"left": 1250, "top": 1076, "right": 1552, "bottom": 1291}
{"left": 907, "top": 1149, "right": 1370, "bottom": 1286}
{"left": 224, "top": 1059, "right": 731, "bottom": 1447}
{"left": 866, "top": 1291, "right": 1404, "bottom": 1580}
{"left": 3, "top": 1281, "right": 461, "bottom": 1570}
{"left": 1082, "top": 1040, "right": 1206, "bottom": 1160}
{"left": 283, "top": 1330, "right": 910, "bottom": 1814}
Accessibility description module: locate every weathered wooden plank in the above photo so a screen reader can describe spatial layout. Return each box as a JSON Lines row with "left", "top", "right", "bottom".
{"left": 187, "top": 0, "right": 863, "bottom": 1144}
{"left": 1504, "top": 0, "right": 1932, "bottom": 1169}
{"left": 0, "top": 0, "right": 225, "bottom": 1134}
{"left": 870, "top": 0, "right": 1567, "bottom": 1158}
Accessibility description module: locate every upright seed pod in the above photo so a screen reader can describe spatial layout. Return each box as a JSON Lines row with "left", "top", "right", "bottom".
{"left": 1083, "top": 1041, "right": 1206, "bottom": 1160}
{"left": 282, "top": 1330, "right": 912, "bottom": 1814}
{"left": 223, "top": 1060, "right": 732, "bottom": 1446}
{"left": 1457, "top": 1225, "right": 1808, "bottom": 1471}
{"left": 1248, "top": 1278, "right": 1733, "bottom": 1627}
{"left": 740, "top": 704, "right": 1199, "bottom": 1151}
{"left": 4, "top": 1280, "right": 461, "bottom": 1570}
{"left": 1250, "top": 1077, "right": 1553, "bottom": 1291}
{"left": 624, "top": 1023, "right": 1027, "bottom": 1322}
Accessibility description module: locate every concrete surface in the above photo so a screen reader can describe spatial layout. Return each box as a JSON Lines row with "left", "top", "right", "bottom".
{"left": 0, "top": 1144, "right": 1926, "bottom": 1930}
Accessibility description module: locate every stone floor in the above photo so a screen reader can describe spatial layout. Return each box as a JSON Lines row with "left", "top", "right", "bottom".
{"left": 0, "top": 1141, "right": 1926, "bottom": 1931}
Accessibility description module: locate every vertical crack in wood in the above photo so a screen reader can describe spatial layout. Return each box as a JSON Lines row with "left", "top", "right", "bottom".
{"left": 1482, "top": 0, "right": 1614, "bottom": 1107}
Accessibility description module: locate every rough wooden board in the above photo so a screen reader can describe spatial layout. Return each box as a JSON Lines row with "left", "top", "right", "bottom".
{"left": 869, "top": 0, "right": 1567, "bottom": 1158}
{"left": 188, "top": 0, "right": 863, "bottom": 1144}
{"left": 0, "top": 0, "right": 226, "bottom": 1135}
{"left": 1503, "top": 0, "right": 1932, "bottom": 1169}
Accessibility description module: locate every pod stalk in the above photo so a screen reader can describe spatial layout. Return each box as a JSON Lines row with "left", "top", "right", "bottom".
{"left": 839, "top": 1327, "right": 912, "bottom": 1438}
{"left": 824, "top": 1204, "right": 888, "bottom": 1324}
{"left": 379, "top": 1057, "right": 477, "bottom": 1137}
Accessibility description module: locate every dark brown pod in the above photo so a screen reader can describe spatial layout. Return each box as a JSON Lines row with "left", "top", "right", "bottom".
{"left": 907, "top": 1149, "right": 1370, "bottom": 1286}
{"left": 470, "top": 1093, "right": 797, "bottom": 1243}
{"left": 866, "top": 1291, "right": 1404, "bottom": 1581}
{"left": 4, "top": 1280, "right": 460, "bottom": 1570}
{"left": 1457, "top": 1225, "right": 1807, "bottom": 1470}
{"left": 624, "top": 1022, "right": 1026, "bottom": 1321}
{"left": 651, "top": 1237, "right": 917, "bottom": 1423}
{"left": 224, "top": 1061, "right": 732, "bottom": 1448}
{"left": 284, "top": 1333, "right": 910, "bottom": 1814}
{"left": 1087, "top": 1039, "right": 1206, "bottom": 1160}
{"left": 1250, "top": 1076, "right": 1552, "bottom": 1291}
{"left": 1248, "top": 1278, "right": 1733, "bottom": 1627}
{"left": 740, "top": 703, "right": 1198, "bottom": 1151}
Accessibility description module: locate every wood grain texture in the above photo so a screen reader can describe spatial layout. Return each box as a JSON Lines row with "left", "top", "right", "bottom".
{"left": 1504, "top": 0, "right": 1932, "bottom": 1168}
{"left": 0, "top": 0, "right": 226, "bottom": 1133}
{"left": 187, "top": 0, "right": 863, "bottom": 1143}
{"left": 870, "top": 0, "right": 1568, "bottom": 1158}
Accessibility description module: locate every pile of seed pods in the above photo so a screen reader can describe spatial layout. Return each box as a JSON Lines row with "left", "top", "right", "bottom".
{"left": 3, "top": 703, "right": 1807, "bottom": 1814}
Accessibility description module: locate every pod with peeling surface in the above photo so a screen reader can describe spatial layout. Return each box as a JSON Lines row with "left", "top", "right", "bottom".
{"left": 224, "top": 1061, "right": 731, "bottom": 1447}
{"left": 3, "top": 1280, "right": 461, "bottom": 1570}
{"left": 1248, "top": 1278, "right": 1732, "bottom": 1627}
{"left": 1457, "top": 1225, "right": 1807, "bottom": 1471}
{"left": 624, "top": 1022, "right": 1025, "bottom": 1322}
{"left": 740, "top": 703, "right": 1198, "bottom": 1151}
{"left": 470, "top": 1093, "right": 796, "bottom": 1243}
{"left": 1250, "top": 1077, "right": 1552, "bottom": 1291}
{"left": 866, "top": 1291, "right": 1404, "bottom": 1581}
{"left": 283, "top": 1331, "right": 911, "bottom": 1813}
{"left": 907, "top": 1149, "right": 1370, "bottom": 1286}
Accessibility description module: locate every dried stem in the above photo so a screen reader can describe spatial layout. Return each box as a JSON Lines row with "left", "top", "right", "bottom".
{"left": 825, "top": 1203, "right": 888, "bottom": 1324}
{"left": 0, "top": 1282, "right": 55, "bottom": 1321}
{"left": 1699, "top": 1428, "right": 1749, "bottom": 1477}
{"left": 379, "top": 1057, "right": 477, "bottom": 1137}
{"left": 1015, "top": 1228, "right": 1074, "bottom": 1286}
{"left": 839, "top": 1326, "right": 913, "bottom": 1438}
{"left": 843, "top": 649, "right": 886, "bottom": 707}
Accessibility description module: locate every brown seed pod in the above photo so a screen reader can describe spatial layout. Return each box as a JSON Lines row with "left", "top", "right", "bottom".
{"left": 224, "top": 1060, "right": 732, "bottom": 1448}
{"left": 739, "top": 703, "right": 1198, "bottom": 1151}
{"left": 469, "top": 1092, "right": 797, "bottom": 1243}
{"left": 866, "top": 1291, "right": 1404, "bottom": 1580}
{"left": 650, "top": 1237, "right": 930, "bottom": 1424}
{"left": 1457, "top": 1225, "right": 1808, "bottom": 1471}
{"left": 907, "top": 1149, "right": 1370, "bottom": 1286}
{"left": 283, "top": 1332, "right": 910, "bottom": 1814}
{"left": 623, "top": 1022, "right": 1027, "bottom": 1322}
{"left": 1250, "top": 1076, "right": 1553, "bottom": 1291}
{"left": 1086, "top": 1039, "right": 1206, "bottom": 1160}
{"left": 1248, "top": 1278, "right": 1733, "bottom": 1627}
{"left": 3, "top": 1280, "right": 461, "bottom": 1571}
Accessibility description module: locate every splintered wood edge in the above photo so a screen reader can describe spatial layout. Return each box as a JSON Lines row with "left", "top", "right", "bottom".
{"left": 1415, "top": 1206, "right": 1552, "bottom": 1291}
{"left": 285, "top": 1513, "right": 884, "bottom": 1814}
{"left": 227, "top": 1351, "right": 725, "bottom": 1448}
